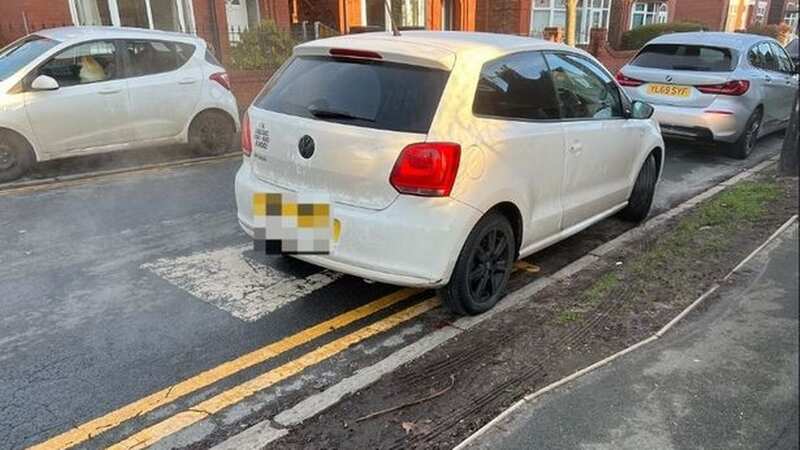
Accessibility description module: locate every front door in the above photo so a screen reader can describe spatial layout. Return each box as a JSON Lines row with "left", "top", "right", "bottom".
{"left": 24, "top": 40, "right": 132, "bottom": 156}
{"left": 471, "top": 51, "right": 566, "bottom": 248}
{"left": 226, "top": 0, "right": 249, "bottom": 40}
{"left": 545, "top": 52, "right": 641, "bottom": 229}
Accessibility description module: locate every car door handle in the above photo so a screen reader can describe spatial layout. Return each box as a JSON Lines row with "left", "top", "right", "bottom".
{"left": 764, "top": 75, "right": 773, "bottom": 82}
{"left": 178, "top": 78, "right": 198, "bottom": 85}
{"left": 98, "top": 87, "right": 121, "bottom": 95}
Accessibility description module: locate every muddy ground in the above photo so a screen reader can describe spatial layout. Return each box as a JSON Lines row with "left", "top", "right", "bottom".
{"left": 267, "top": 169, "right": 799, "bottom": 450}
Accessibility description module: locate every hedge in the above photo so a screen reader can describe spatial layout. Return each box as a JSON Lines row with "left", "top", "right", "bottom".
{"left": 620, "top": 22, "right": 707, "bottom": 50}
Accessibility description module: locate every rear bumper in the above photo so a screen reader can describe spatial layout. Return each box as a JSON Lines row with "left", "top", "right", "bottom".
{"left": 650, "top": 103, "right": 749, "bottom": 144}
{"left": 234, "top": 159, "right": 482, "bottom": 287}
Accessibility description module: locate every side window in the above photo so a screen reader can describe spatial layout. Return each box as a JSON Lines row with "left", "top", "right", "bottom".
{"left": 748, "top": 47, "right": 763, "bottom": 68}
{"left": 175, "top": 43, "right": 197, "bottom": 65}
{"left": 473, "top": 51, "right": 560, "bottom": 120}
{"left": 544, "top": 52, "right": 623, "bottom": 120}
{"left": 757, "top": 42, "right": 778, "bottom": 71}
{"left": 39, "top": 40, "right": 117, "bottom": 87}
{"left": 124, "top": 40, "right": 181, "bottom": 77}
{"left": 769, "top": 42, "right": 793, "bottom": 73}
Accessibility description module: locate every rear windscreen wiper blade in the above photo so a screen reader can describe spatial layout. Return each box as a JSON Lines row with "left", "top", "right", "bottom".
{"left": 307, "top": 106, "right": 375, "bottom": 123}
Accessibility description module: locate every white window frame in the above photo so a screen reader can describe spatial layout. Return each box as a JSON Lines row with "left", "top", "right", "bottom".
{"left": 529, "top": 0, "right": 612, "bottom": 45}
{"left": 360, "top": 0, "right": 426, "bottom": 30}
{"left": 630, "top": 1, "right": 668, "bottom": 30}
{"left": 69, "top": 0, "right": 196, "bottom": 33}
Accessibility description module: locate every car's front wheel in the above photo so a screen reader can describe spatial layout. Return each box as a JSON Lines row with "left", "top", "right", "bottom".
{"left": 189, "top": 110, "right": 235, "bottom": 157}
{"left": 619, "top": 153, "right": 658, "bottom": 222}
{"left": 0, "top": 130, "right": 35, "bottom": 183}
{"left": 439, "top": 211, "right": 515, "bottom": 315}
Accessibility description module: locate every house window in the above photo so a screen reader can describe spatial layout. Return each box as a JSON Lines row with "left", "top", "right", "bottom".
{"left": 69, "top": 0, "right": 195, "bottom": 33}
{"left": 786, "top": 11, "right": 799, "bottom": 29}
{"left": 362, "top": 0, "right": 426, "bottom": 29}
{"left": 530, "top": 0, "right": 611, "bottom": 45}
{"left": 630, "top": 1, "right": 668, "bottom": 29}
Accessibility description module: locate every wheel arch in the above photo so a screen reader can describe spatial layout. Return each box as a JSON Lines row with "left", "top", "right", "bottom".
{"left": 0, "top": 126, "right": 39, "bottom": 162}
{"left": 485, "top": 201, "right": 524, "bottom": 258}
{"left": 187, "top": 108, "right": 239, "bottom": 137}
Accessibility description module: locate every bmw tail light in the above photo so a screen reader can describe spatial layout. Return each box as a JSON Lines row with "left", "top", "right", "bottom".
{"left": 696, "top": 80, "right": 750, "bottom": 96}
{"left": 390, "top": 143, "right": 461, "bottom": 197}
{"left": 210, "top": 72, "right": 231, "bottom": 90}
{"left": 241, "top": 113, "right": 253, "bottom": 157}
{"left": 615, "top": 72, "right": 645, "bottom": 87}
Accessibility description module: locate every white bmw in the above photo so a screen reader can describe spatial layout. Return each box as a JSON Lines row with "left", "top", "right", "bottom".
{"left": 236, "top": 31, "right": 664, "bottom": 315}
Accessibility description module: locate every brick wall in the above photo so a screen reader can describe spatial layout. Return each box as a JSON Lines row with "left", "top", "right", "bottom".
{"left": 0, "top": 0, "right": 73, "bottom": 44}
{"left": 229, "top": 69, "right": 273, "bottom": 112}
{"left": 475, "top": 0, "right": 531, "bottom": 35}
{"left": 674, "top": 0, "right": 729, "bottom": 30}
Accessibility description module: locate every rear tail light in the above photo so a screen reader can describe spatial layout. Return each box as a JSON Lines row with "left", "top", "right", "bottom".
{"left": 210, "top": 72, "right": 231, "bottom": 90}
{"left": 615, "top": 72, "right": 645, "bottom": 87}
{"left": 696, "top": 80, "right": 750, "bottom": 96}
{"left": 390, "top": 143, "right": 461, "bottom": 197}
{"left": 241, "top": 113, "right": 253, "bottom": 157}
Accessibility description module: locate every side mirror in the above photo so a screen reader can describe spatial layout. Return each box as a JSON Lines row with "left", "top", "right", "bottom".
{"left": 31, "top": 75, "right": 59, "bottom": 91}
{"left": 630, "top": 100, "right": 654, "bottom": 120}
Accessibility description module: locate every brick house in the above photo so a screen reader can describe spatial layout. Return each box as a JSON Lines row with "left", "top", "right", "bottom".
{"left": 767, "top": 0, "right": 799, "bottom": 26}
{"left": 0, "top": 0, "right": 292, "bottom": 60}
{"left": 292, "top": 0, "right": 478, "bottom": 33}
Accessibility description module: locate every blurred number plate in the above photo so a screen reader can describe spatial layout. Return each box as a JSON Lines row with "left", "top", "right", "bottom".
{"left": 647, "top": 83, "right": 691, "bottom": 98}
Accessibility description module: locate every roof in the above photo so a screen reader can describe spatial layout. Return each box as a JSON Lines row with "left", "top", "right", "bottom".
{"left": 648, "top": 31, "right": 773, "bottom": 49}
{"left": 33, "top": 26, "right": 202, "bottom": 44}
{"left": 304, "top": 31, "right": 564, "bottom": 53}
{"left": 297, "top": 31, "right": 574, "bottom": 70}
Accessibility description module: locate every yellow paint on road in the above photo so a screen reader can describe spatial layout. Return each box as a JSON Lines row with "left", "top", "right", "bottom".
{"left": 28, "top": 288, "right": 422, "bottom": 450}
{"left": 108, "top": 297, "right": 441, "bottom": 450}
{"left": 514, "top": 261, "right": 541, "bottom": 273}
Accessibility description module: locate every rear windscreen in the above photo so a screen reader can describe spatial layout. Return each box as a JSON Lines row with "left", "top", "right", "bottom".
{"left": 254, "top": 56, "right": 450, "bottom": 134}
{"left": 631, "top": 44, "right": 735, "bottom": 72}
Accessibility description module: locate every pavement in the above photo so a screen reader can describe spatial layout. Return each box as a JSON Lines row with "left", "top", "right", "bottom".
{"left": 462, "top": 224, "right": 799, "bottom": 450}
{"left": 0, "top": 135, "right": 785, "bottom": 449}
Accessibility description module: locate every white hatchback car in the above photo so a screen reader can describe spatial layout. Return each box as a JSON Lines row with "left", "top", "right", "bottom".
{"left": 236, "top": 32, "right": 664, "bottom": 315}
{"left": 0, "top": 27, "right": 239, "bottom": 182}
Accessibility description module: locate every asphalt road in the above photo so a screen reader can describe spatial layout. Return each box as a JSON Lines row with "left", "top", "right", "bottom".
{"left": 0, "top": 135, "right": 783, "bottom": 449}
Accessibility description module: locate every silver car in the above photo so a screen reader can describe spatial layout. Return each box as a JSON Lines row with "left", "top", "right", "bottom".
{"left": 617, "top": 32, "right": 798, "bottom": 159}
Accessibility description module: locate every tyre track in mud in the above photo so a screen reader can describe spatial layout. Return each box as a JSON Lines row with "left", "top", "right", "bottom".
{"left": 379, "top": 269, "right": 639, "bottom": 449}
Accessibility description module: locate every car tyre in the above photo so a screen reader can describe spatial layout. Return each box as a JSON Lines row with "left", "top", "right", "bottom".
{"left": 726, "top": 109, "right": 762, "bottom": 160}
{"left": 439, "top": 211, "right": 515, "bottom": 316}
{"left": 619, "top": 153, "right": 657, "bottom": 223}
{"left": 0, "top": 130, "right": 35, "bottom": 183}
{"left": 189, "top": 110, "right": 235, "bottom": 156}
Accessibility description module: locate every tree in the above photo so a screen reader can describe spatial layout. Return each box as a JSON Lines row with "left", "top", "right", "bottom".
{"left": 780, "top": 90, "right": 799, "bottom": 176}
{"left": 565, "top": 0, "right": 578, "bottom": 46}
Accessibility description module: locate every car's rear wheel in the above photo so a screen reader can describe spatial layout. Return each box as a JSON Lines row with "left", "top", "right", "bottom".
{"left": 439, "top": 211, "right": 515, "bottom": 315}
{"left": 726, "top": 109, "right": 762, "bottom": 160}
{"left": 0, "top": 130, "right": 35, "bottom": 183}
{"left": 619, "top": 153, "right": 658, "bottom": 223}
{"left": 189, "top": 110, "right": 235, "bottom": 156}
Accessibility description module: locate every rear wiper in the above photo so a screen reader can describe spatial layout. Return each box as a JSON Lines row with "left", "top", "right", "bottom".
{"left": 307, "top": 106, "right": 375, "bottom": 123}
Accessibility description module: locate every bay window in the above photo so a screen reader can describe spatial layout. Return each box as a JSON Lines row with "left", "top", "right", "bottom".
{"left": 69, "top": 0, "right": 196, "bottom": 33}
{"left": 530, "top": 0, "right": 611, "bottom": 45}
{"left": 630, "top": 1, "right": 668, "bottom": 29}
{"left": 362, "top": 0, "right": 426, "bottom": 29}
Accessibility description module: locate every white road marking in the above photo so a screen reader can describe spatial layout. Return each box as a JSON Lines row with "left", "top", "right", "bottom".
{"left": 142, "top": 245, "right": 342, "bottom": 321}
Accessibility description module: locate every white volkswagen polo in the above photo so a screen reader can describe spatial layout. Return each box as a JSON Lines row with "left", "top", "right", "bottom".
{"left": 236, "top": 31, "right": 664, "bottom": 315}
{"left": 0, "top": 27, "right": 239, "bottom": 181}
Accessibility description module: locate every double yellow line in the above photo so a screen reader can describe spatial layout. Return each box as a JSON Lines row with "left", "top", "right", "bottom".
{"left": 30, "top": 288, "right": 438, "bottom": 450}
